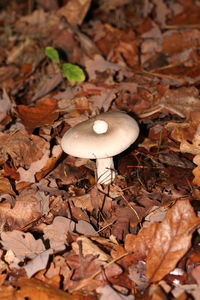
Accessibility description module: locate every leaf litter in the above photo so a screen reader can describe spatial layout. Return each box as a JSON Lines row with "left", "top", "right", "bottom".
{"left": 0, "top": 0, "right": 200, "bottom": 299}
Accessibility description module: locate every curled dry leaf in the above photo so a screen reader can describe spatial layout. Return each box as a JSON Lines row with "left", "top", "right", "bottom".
{"left": 146, "top": 199, "right": 200, "bottom": 282}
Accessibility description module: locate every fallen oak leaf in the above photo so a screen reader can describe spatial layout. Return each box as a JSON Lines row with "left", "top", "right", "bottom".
{"left": 1, "top": 230, "right": 45, "bottom": 260}
{"left": 146, "top": 199, "right": 200, "bottom": 282}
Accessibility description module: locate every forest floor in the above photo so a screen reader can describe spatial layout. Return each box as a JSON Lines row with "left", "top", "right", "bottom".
{"left": 0, "top": 0, "right": 200, "bottom": 299}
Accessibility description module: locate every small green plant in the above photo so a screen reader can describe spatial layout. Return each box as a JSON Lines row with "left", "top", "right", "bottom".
{"left": 45, "top": 46, "right": 85, "bottom": 83}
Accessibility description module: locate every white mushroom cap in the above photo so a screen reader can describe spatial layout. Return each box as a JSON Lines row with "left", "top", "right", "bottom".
{"left": 61, "top": 111, "right": 139, "bottom": 159}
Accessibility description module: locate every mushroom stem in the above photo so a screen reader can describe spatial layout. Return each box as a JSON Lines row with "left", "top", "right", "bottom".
{"left": 96, "top": 157, "right": 115, "bottom": 184}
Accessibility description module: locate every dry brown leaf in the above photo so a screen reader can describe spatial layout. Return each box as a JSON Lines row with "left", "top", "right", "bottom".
{"left": 99, "top": 0, "right": 131, "bottom": 11}
{"left": 159, "top": 86, "right": 200, "bottom": 119}
{"left": 57, "top": 0, "right": 91, "bottom": 26}
{"left": 84, "top": 55, "right": 120, "bottom": 80}
{"left": 35, "top": 145, "right": 62, "bottom": 181}
{"left": 125, "top": 223, "right": 158, "bottom": 258}
{"left": 96, "top": 285, "right": 134, "bottom": 300}
{"left": 15, "top": 277, "right": 84, "bottom": 300}
{"left": 0, "top": 176, "right": 15, "bottom": 196}
{"left": 75, "top": 220, "right": 97, "bottom": 236}
{"left": 0, "top": 189, "right": 44, "bottom": 231}
{"left": 17, "top": 148, "right": 50, "bottom": 183}
{"left": 0, "top": 130, "right": 49, "bottom": 168}
{"left": 162, "top": 29, "right": 200, "bottom": 54}
{"left": 1, "top": 230, "right": 45, "bottom": 260}
{"left": 72, "top": 236, "right": 110, "bottom": 261}
{"left": 70, "top": 193, "right": 93, "bottom": 212}
{"left": 149, "top": 285, "right": 168, "bottom": 300}
{"left": 24, "top": 248, "right": 54, "bottom": 278}
{"left": 0, "top": 89, "right": 13, "bottom": 123}
{"left": 193, "top": 154, "right": 200, "bottom": 186}
{"left": 31, "top": 73, "right": 63, "bottom": 102}
{"left": 43, "top": 216, "right": 75, "bottom": 248}
{"left": 65, "top": 253, "right": 122, "bottom": 291}
{"left": 6, "top": 38, "right": 44, "bottom": 67}
{"left": 16, "top": 98, "right": 59, "bottom": 133}
{"left": 0, "top": 285, "right": 16, "bottom": 300}
{"left": 180, "top": 128, "right": 200, "bottom": 185}
{"left": 146, "top": 199, "right": 200, "bottom": 282}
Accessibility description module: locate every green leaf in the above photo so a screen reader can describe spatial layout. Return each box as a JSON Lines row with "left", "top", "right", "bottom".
{"left": 45, "top": 47, "right": 60, "bottom": 63}
{"left": 61, "top": 63, "right": 85, "bottom": 82}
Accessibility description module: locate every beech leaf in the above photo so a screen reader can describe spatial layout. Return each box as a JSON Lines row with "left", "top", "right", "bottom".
{"left": 1, "top": 230, "right": 45, "bottom": 260}
{"left": 61, "top": 63, "right": 85, "bottom": 82}
{"left": 146, "top": 199, "right": 200, "bottom": 282}
{"left": 45, "top": 46, "right": 60, "bottom": 63}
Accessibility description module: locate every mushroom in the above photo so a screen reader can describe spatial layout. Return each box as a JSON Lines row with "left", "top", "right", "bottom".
{"left": 61, "top": 111, "right": 139, "bottom": 184}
